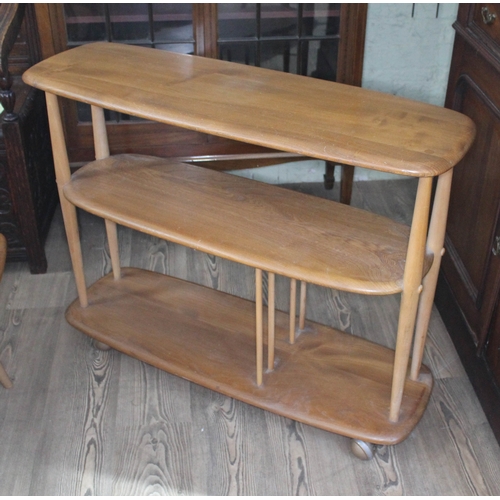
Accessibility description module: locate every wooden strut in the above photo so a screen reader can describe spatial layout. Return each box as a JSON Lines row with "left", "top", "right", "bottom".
{"left": 389, "top": 176, "right": 433, "bottom": 423}
{"left": 91, "top": 105, "right": 121, "bottom": 281}
{"left": 289, "top": 278, "right": 296, "bottom": 344}
{"left": 45, "top": 93, "right": 88, "bottom": 308}
{"left": 299, "top": 281, "right": 307, "bottom": 331}
{"left": 267, "top": 272, "right": 275, "bottom": 371}
{"left": 410, "top": 169, "right": 454, "bottom": 380}
{"left": 256, "top": 268, "right": 263, "bottom": 385}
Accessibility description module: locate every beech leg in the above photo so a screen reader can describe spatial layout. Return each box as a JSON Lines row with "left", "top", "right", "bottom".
{"left": 256, "top": 268, "right": 263, "bottom": 386}
{"left": 267, "top": 272, "right": 275, "bottom": 371}
{"left": 299, "top": 281, "right": 307, "bottom": 331}
{"left": 91, "top": 105, "right": 121, "bottom": 281}
{"left": 46, "top": 93, "right": 88, "bottom": 307}
{"left": 389, "top": 177, "right": 433, "bottom": 422}
{"left": 289, "top": 278, "right": 297, "bottom": 344}
{"left": 410, "top": 169, "right": 453, "bottom": 380}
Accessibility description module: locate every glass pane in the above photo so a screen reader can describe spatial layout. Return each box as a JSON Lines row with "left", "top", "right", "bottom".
{"left": 261, "top": 4, "right": 298, "bottom": 38}
{"left": 302, "top": 3, "right": 341, "bottom": 37}
{"left": 219, "top": 42, "right": 257, "bottom": 66}
{"left": 261, "top": 41, "right": 298, "bottom": 73}
{"left": 152, "top": 4, "right": 193, "bottom": 42}
{"left": 218, "top": 4, "right": 257, "bottom": 39}
{"left": 109, "top": 4, "right": 150, "bottom": 42}
{"left": 303, "top": 38, "right": 339, "bottom": 80}
{"left": 156, "top": 43, "right": 195, "bottom": 55}
{"left": 64, "top": 4, "right": 106, "bottom": 43}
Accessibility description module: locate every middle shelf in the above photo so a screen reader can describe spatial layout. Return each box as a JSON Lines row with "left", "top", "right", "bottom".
{"left": 63, "top": 154, "right": 433, "bottom": 295}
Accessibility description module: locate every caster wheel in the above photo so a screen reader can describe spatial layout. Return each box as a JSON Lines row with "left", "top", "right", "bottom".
{"left": 94, "top": 340, "right": 112, "bottom": 351}
{"left": 350, "top": 439, "right": 375, "bottom": 460}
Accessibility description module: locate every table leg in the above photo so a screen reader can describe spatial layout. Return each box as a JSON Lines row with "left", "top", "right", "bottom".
{"left": 390, "top": 177, "right": 432, "bottom": 422}
{"left": 268, "top": 272, "right": 275, "bottom": 371}
{"left": 411, "top": 169, "right": 453, "bottom": 380}
{"left": 46, "top": 93, "right": 88, "bottom": 308}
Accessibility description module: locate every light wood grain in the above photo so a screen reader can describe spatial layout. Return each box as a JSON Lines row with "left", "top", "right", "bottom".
{"left": 63, "top": 154, "right": 433, "bottom": 295}
{"left": 45, "top": 92, "right": 88, "bottom": 307}
{"left": 66, "top": 267, "right": 432, "bottom": 445}
{"left": 22, "top": 42, "right": 475, "bottom": 177}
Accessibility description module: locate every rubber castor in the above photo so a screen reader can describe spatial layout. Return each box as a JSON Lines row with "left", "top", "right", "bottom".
{"left": 350, "top": 439, "right": 375, "bottom": 460}
{"left": 94, "top": 340, "right": 112, "bottom": 351}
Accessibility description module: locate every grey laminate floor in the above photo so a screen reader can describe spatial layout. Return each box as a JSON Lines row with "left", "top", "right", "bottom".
{"left": 0, "top": 177, "right": 499, "bottom": 495}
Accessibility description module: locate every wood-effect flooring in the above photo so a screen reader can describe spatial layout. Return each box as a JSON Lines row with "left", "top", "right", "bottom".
{"left": 0, "top": 177, "right": 498, "bottom": 495}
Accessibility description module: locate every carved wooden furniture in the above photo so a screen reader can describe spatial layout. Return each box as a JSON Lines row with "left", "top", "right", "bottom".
{"left": 436, "top": 3, "right": 500, "bottom": 443}
{"left": 33, "top": 3, "right": 367, "bottom": 203}
{"left": 0, "top": 3, "right": 57, "bottom": 274}
{"left": 23, "top": 42, "right": 475, "bottom": 458}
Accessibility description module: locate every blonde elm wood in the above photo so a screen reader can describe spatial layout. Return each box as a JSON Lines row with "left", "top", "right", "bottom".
{"left": 410, "top": 170, "right": 454, "bottom": 380}
{"left": 91, "top": 105, "right": 121, "bottom": 282}
{"left": 45, "top": 92, "right": 88, "bottom": 308}
{"left": 289, "top": 279, "right": 297, "bottom": 344}
{"left": 255, "top": 269, "right": 263, "bottom": 386}
{"left": 389, "top": 177, "right": 433, "bottom": 422}
{"left": 299, "top": 281, "right": 307, "bottom": 331}
{"left": 63, "top": 155, "right": 431, "bottom": 295}
{"left": 66, "top": 268, "right": 433, "bottom": 446}
{"left": 268, "top": 272, "right": 275, "bottom": 371}
{"left": 22, "top": 42, "right": 475, "bottom": 178}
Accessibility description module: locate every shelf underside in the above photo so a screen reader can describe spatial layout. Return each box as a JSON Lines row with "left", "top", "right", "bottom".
{"left": 66, "top": 268, "right": 433, "bottom": 445}
{"left": 64, "top": 154, "right": 433, "bottom": 295}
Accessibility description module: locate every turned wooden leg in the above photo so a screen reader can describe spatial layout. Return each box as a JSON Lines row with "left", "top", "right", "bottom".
{"left": 299, "top": 281, "right": 307, "bottom": 331}
{"left": 267, "top": 272, "right": 275, "bottom": 371}
{"left": 94, "top": 340, "right": 112, "bottom": 351}
{"left": 105, "top": 219, "right": 121, "bottom": 280}
{"left": 324, "top": 161, "right": 335, "bottom": 190}
{"left": 289, "top": 278, "right": 296, "bottom": 344}
{"left": 46, "top": 93, "right": 88, "bottom": 308}
{"left": 255, "top": 268, "right": 263, "bottom": 386}
{"left": 340, "top": 164, "right": 355, "bottom": 205}
{"left": 411, "top": 170, "right": 453, "bottom": 380}
{"left": 390, "top": 177, "right": 433, "bottom": 422}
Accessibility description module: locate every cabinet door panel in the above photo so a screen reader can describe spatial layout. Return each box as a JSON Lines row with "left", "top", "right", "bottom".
{"left": 443, "top": 68, "right": 500, "bottom": 347}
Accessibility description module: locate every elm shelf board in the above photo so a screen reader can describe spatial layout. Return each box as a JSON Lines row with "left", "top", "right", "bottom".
{"left": 63, "top": 153, "right": 433, "bottom": 295}
{"left": 67, "top": 267, "right": 433, "bottom": 445}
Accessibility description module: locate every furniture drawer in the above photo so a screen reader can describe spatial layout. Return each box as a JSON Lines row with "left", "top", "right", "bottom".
{"left": 473, "top": 4, "right": 500, "bottom": 45}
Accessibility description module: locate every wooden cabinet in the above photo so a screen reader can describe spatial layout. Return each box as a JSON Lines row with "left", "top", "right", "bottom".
{"left": 0, "top": 4, "right": 58, "bottom": 273}
{"left": 436, "top": 3, "right": 500, "bottom": 442}
{"left": 33, "top": 3, "right": 366, "bottom": 171}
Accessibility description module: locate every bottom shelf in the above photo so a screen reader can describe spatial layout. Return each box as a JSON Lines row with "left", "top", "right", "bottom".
{"left": 66, "top": 268, "right": 432, "bottom": 445}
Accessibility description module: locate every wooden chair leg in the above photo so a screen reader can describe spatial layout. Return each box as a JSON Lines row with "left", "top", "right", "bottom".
{"left": 0, "top": 362, "right": 12, "bottom": 389}
{"left": 324, "top": 161, "right": 335, "bottom": 190}
{"left": 340, "top": 164, "right": 355, "bottom": 205}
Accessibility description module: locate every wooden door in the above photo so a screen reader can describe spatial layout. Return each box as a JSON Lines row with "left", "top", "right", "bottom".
{"left": 33, "top": 3, "right": 367, "bottom": 165}
{"left": 442, "top": 3, "right": 500, "bottom": 350}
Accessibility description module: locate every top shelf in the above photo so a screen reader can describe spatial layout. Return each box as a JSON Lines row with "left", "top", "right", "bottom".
{"left": 23, "top": 42, "right": 475, "bottom": 177}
